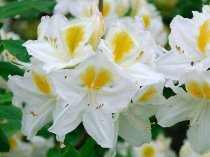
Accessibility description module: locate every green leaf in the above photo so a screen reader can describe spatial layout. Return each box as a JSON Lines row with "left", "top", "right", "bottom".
{"left": 0, "top": 0, "right": 55, "bottom": 19}
{"left": 79, "top": 138, "right": 96, "bottom": 157}
{"left": 0, "top": 62, "right": 24, "bottom": 80}
{"left": 0, "top": 92, "right": 13, "bottom": 104}
{"left": 1, "top": 40, "right": 31, "bottom": 62}
{"left": 48, "top": 148, "right": 63, "bottom": 157}
{"left": 0, "top": 128, "right": 10, "bottom": 152}
{"left": 63, "top": 146, "right": 81, "bottom": 157}
{"left": 0, "top": 105, "right": 22, "bottom": 122}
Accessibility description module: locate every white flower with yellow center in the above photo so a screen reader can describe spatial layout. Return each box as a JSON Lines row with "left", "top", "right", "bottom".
{"left": 8, "top": 59, "right": 65, "bottom": 140}
{"left": 100, "top": 21, "right": 164, "bottom": 86}
{"left": 157, "top": 5, "right": 210, "bottom": 80}
{"left": 180, "top": 141, "right": 210, "bottom": 157}
{"left": 132, "top": 134, "right": 176, "bottom": 157}
{"left": 130, "top": 0, "right": 167, "bottom": 46}
{"left": 157, "top": 70, "right": 210, "bottom": 154}
{"left": 49, "top": 53, "right": 138, "bottom": 148}
{"left": 24, "top": 14, "right": 95, "bottom": 72}
{"left": 118, "top": 84, "right": 165, "bottom": 146}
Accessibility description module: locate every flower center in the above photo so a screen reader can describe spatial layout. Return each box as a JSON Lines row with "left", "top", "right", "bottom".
{"left": 33, "top": 72, "right": 52, "bottom": 95}
{"left": 65, "top": 25, "right": 85, "bottom": 57}
{"left": 139, "top": 87, "right": 157, "bottom": 103}
{"left": 197, "top": 19, "right": 210, "bottom": 54}
{"left": 141, "top": 144, "right": 155, "bottom": 157}
{"left": 142, "top": 14, "right": 151, "bottom": 28}
{"left": 112, "top": 31, "right": 134, "bottom": 63}
{"left": 186, "top": 80, "right": 210, "bottom": 99}
{"left": 102, "top": 1, "right": 110, "bottom": 17}
{"left": 80, "top": 65, "right": 113, "bottom": 90}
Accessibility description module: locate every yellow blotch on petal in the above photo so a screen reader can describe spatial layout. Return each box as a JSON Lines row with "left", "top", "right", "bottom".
{"left": 65, "top": 25, "right": 85, "bottom": 56}
{"left": 186, "top": 81, "right": 204, "bottom": 99}
{"left": 81, "top": 65, "right": 113, "bottom": 90}
{"left": 201, "top": 81, "right": 210, "bottom": 99}
{"left": 33, "top": 72, "right": 52, "bottom": 95}
{"left": 8, "top": 137, "right": 17, "bottom": 150}
{"left": 139, "top": 87, "right": 157, "bottom": 102}
{"left": 141, "top": 145, "right": 155, "bottom": 157}
{"left": 81, "top": 65, "right": 96, "bottom": 89}
{"left": 102, "top": 1, "right": 110, "bottom": 17}
{"left": 142, "top": 14, "right": 151, "bottom": 28}
{"left": 197, "top": 19, "right": 210, "bottom": 54}
{"left": 112, "top": 31, "right": 134, "bottom": 63}
{"left": 92, "top": 68, "right": 113, "bottom": 90}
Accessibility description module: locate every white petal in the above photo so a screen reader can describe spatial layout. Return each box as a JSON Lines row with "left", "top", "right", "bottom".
{"left": 188, "top": 104, "right": 210, "bottom": 154}
{"left": 156, "top": 95, "right": 198, "bottom": 127}
{"left": 83, "top": 109, "right": 115, "bottom": 148}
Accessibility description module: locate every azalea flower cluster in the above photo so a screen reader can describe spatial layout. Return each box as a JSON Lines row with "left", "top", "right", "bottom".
{"left": 6, "top": 0, "right": 210, "bottom": 156}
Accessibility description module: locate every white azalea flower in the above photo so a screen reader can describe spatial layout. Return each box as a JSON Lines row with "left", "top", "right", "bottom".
{"left": 118, "top": 83, "right": 165, "bottom": 146}
{"left": 132, "top": 134, "right": 176, "bottom": 157}
{"left": 49, "top": 53, "right": 138, "bottom": 148}
{"left": 156, "top": 5, "right": 210, "bottom": 80}
{"left": 100, "top": 21, "right": 164, "bottom": 87}
{"left": 134, "top": 2, "right": 167, "bottom": 46}
{"left": 8, "top": 59, "right": 65, "bottom": 140}
{"left": 0, "top": 134, "right": 33, "bottom": 157}
{"left": 30, "top": 136, "right": 54, "bottom": 157}
{"left": 180, "top": 141, "right": 210, "bottom": 157}
{"left": 157, "top": 70, "right": 210, "bottom": 154}
{"left": 24, "top": 14, "right": 95, "bottom": 72}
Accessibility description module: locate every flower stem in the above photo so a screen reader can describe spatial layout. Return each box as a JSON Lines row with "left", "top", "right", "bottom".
{"left": 99, "top": 0, "right": 103, "bottom": 13}
{"left": 74, "top": 132, "right": 89, "bottom": 150}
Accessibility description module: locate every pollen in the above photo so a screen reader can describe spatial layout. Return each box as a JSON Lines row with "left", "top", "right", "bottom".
{"left": 141, "top": 144, "right": 155, "bottom": 157}
{"left": 33, "top": 72, "right": 52, "bottom": 95}
{"left": 81, "top": 65, "right": 113, "bottom": 90}
{"left": 139, "top": 87, "right": 157, "bottom": 102}
{"left": 142, "top": 14, "right": 151, "bottom": 28}
{"left": 65, "top": 25, "right": 85, "bottom": 56}
{"left": 102, "top": 1, "right": 110, "bottom": 17}
{"left": 197, "top": 19, "right": 210, "bottom": 54}
{"left": 186, "top": 81, "right": 204, "bottom": 99}
{"left": 8, "top": 137, "right": 17, "bottom": 150}
{"left": 112, "top": 31, "right": 134, "bottom": 63}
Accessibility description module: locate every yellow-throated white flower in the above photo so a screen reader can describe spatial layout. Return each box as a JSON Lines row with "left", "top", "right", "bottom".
{"left": 24, "top": 14, "right": 95, "bottom": 72}
{"left": 157, "top": 5, "right": 210, "bottom": 80}
{"left": 100, "top": 21, "right": 164, "bottom": 87}
{"left": 132, "top": 134, "right": 176, "bottom": 157}
{"left": 8, "top": 59, "right": 65, "bottom": 140}
{"left": 49, "top": 53, "right": 138, "bottom": 148}
{"left": 118, "top": 84, "right": 165, "bottom": 147}
{"left": 157, "top": 70, "right": 210, "bottom": 154}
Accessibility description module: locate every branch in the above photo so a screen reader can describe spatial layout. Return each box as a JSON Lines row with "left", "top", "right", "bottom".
{"left": 74, "top": 132, "right": 89, "bottom": 150}
{"left": 99, "top": 0, "right": 103, "bottom": 13}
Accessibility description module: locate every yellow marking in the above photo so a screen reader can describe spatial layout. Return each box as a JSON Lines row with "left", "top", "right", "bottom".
{"left": 142, "top": 14, "right": 151, "bottom": 28}
{"left": 102, "top": 1, "right": 110, "bottom": 17}
{"left": 92, "top": 68, "right": 113, "bottom": 90}
{"left": 198, "top": 19, "right": 210, "bottom": 53}
{"left": 201, "top": 81, "right": 210, "bottom": 99}
{"left": 81, "top": 65, "right": 113, "bottom": 90}
{"left": 139, "top": 87, "right": 157, "bottom": 102}
{"left": 186, "top": 81, "right": 204, "bottom": 99}
{"left": 81, "top": 65, "right": 96, "bottom": 89}
{"left": 112, "top": 31, "right": 134, "bottom": 63}
{"left": 141, "top": 144, "right": 155, "bottom": 157}
{"left": 33, "top": 72, "right": 52, "bottom": 95}
{"left": 8, "top": 137, "right": 17, "bottom": 150}
{"left": 65, "top": 25, "right": 85, "bottom": 56}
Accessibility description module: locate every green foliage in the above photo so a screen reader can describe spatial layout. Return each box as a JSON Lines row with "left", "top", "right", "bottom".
{"left": 0, "top": 62, "right": 24, "bottom": 80}
{"left": 0, "top": 0, "right": 55, "bottom": 19}
{"left": 0, "top": 128, "right": 10, "bottom": 152}
{"left": 0, "top": 92, "right": 13, "bottom": 105}
{"left": 1, "top": 40, "right": 31, "bottom": 62}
